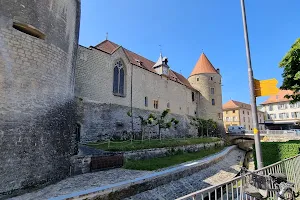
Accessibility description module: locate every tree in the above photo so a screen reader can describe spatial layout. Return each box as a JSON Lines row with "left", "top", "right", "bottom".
{"left": 190, "top": 118, "right": 219, "bottom": 137}
{"left": 190, "top": 117, "right": 206, "bottom": 137}
{"left": 279, "top": 38, "right": 300, "bottom": 103}
{"left": 154, "top": 109, "right": 179, "bottom": 141}
{"left": 127, "top": 111, "right": 156, "bottom": 141}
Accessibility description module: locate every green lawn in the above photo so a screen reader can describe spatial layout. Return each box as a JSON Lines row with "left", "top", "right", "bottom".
{"left": 87, "top": 137, "right": 221, "bottom": 152}
{"left": 124, "top": 146, "right": 225, "bottom": 170}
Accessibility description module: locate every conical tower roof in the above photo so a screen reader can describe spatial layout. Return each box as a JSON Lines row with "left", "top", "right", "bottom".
{"left": 190, "top": 53, "right": 218, "bottom": 76}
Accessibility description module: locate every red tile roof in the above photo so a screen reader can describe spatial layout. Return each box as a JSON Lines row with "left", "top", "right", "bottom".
{"left": 95, "top": 40, "right": 193, "bottom": 89}
{"left": 223, "top": 100, "right": 251, "bottom": 110}
{"left": 190, "top": 53, "right": 218, "bottom": 76}
{"left": 261, "top": 90, "right": 294, "bottom": 105}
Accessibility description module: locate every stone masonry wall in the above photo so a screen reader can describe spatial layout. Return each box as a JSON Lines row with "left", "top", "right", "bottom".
{"left": 77, "top": 100, "right": 198, "bottom": 143}
{"left": 0, "top": 0, "right": 80, "bottom": 197}
{"left": 75, "top": 46, "right": 198, "bottom": 117}
{"left": 123, "top": 140, "right": 224, "bottom": 160}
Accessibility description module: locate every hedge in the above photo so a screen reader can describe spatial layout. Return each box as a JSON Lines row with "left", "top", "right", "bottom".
{"left": 253, "top": 140, "right": 300, "bottom": 168}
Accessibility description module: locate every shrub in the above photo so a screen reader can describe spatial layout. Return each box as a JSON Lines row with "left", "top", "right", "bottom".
{"left": 253, "top": 141, "right": 300, "bottom": 168}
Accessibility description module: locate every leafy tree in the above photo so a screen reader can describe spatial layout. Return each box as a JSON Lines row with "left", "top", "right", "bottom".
{"left": 190, "top": 118, "right": 219, "bottom": 137}
{"left": 279, "top": 38, "right": 300, "bottom": 103}
{"left": 154, "top": 109, "right": 179, "bottom": 141}
{"left": 127, "top": 112, "right": 157, "bottom": 141}
{"left": 190, "top": 117, "right": 206, "bottom": 137}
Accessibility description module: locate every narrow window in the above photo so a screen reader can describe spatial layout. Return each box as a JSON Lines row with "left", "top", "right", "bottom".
{"left": 13, "top": 22, "right": 45, "bottom": 39}
{"left": 210, "top": 77, "right": 213, "bottom": 81}
{"left": 243, "top": 117, "right": 245, "bottom": 122}
{"left": 212, "top": 99, "right": 215, "bottom": 105}
{"left": 210, "top": 88, "right": 215, "bottom": 95}
{"left": 167, "top": 102, "right": 170, "bottom": 108}
{"left": 113, "top": 60, "right": 125, "bottom": 96}
{"left": 194, "top": 111, "right": 197, "bottom": 115}
{"left": 218, "top": 113, "right": 222, "bottom": 119}
{"left": 233, "top": 110, "right": 235, "bottom": 113}
{"left": 153, "top": 100, "right": 159, "bottom": 109}
{"left": 192, "top": 92, "right": 195, "bottom": 102}
{"left": 243, "top": 111, "right": 245, "bottom": 114}
{"left": 196, "top": 77, "right": 199, "bottom": 81}
{"left": 145, "top": 96, "right": 148, "bottom": 107}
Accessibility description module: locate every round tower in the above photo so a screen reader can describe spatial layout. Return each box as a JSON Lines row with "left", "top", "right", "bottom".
{"left": 188, "top": 53, "right": 223, "bottom": 125}
{"left": 0, "top": 0, "right": 80, "bottom": 196}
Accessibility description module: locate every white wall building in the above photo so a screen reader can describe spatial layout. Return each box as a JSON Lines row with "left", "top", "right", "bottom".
{"left": 260, "top": 90, "right": 300, "bottom": 130}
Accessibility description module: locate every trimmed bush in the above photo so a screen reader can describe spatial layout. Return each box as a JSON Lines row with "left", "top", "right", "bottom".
{"left": 253, "top": 141, "right": 300, "bottom": 168}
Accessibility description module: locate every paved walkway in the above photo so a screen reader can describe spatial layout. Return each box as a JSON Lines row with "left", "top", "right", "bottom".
{"left": 11, "top": 147, "right": 244, "bottom": 200}
{"left": 125, "top": 149, "right": 245, "bottom": 200}
{"left": 10, "top": 169, "right": 150, "bottom": 200}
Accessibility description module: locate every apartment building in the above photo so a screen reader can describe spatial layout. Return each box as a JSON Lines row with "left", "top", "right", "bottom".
{"left": 223, "top": 100, "right": 265, "bottom": 130}
{"left": 260, "top": 90, "right": 300, "bottom": 130}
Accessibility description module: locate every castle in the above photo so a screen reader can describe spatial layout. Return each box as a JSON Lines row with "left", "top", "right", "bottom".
{"left": 0, "top": 0, "right": 222, "bottom": 197}
{"left": 76, "top": 40, "right": 223, "bottom": 142}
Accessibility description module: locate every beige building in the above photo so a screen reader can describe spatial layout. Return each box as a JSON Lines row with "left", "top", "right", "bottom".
{"left": 75, "top": 40, "right": 223, "bottom": 142}
{"left": 223, "top": 100, "right": 265, "bottom": 131}
{"left": 260, "top": 90, "right": 300, "bottom": 130}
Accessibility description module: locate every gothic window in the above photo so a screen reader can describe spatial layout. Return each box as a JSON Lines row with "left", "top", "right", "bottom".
{"left": 113, "top": 60, "right": 125, "bottom": 96}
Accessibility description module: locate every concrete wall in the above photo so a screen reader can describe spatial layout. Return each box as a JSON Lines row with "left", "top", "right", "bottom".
{"left": 0, "top": 0, "right": 80, "bottom": 196}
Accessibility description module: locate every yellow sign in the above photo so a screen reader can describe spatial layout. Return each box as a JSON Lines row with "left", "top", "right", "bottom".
{"left": 254, "top": 78, "right": 279, "bottom": 97}
{"left": 253, "top": 128, "right": 258, "bottom": 134}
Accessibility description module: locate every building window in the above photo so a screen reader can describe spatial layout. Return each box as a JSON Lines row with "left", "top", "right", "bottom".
{"left": 113, "top": 60, "right": 125, "bottom": 96}
{"left": 233, "top": 110, "right": 235, "bottom": 113}
{"left": 269, "top": 105, "right": 273, "bottom": 111}
{"left": 145, "top": 96, "right": 148, "bottom": 107}
{"left": 248, "top": 111, "right": 249, "bottom": 115}
{"left": 196, "top": 77, "right": 199, "bottom": 81}
{"left": 167, "top": 102, "right": 170, "bottom": 108}
{"left": 233, "top": 116, "right": 237, "bottom": 121}
{"left": 212, "top": 99, "right": 215, "bottom": 105}
{"left": 154, "top": 100, "right": 159, "bottom": 109}
{"left": 192, "top": 92, "right": 195, "bottom": 102}
{"left": 243, "top": 110, "right": 245, "bottom": 114}
{"left": 210, "top": 77, "right": 213, "bottom": 81}
{"left": 195, "top": 111, "right": 197, "bottom": 115}
{"left": 210, "top": 88, "right": 215, "bottom": 95}
{"left": 218, "top": 113, "right": 222, "bottom": 119}
{"left": 243, "top": 117, "right": 245, "bottom": 122}
{"left": 187, "top": 107, "right": 189, "bottom": 114}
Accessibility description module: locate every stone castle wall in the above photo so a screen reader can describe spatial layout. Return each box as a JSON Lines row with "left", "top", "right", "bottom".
{"left": 188, "top": 73, "right": 223, "bottom": 125}
{"left": 75, "top": 46, "right": 198, "bottom": 117}
{"left": 0, "top": 0, "right": 80, "bottom": 196}
{"left": 77, "top": 100, "right": 197, "bottom": 142}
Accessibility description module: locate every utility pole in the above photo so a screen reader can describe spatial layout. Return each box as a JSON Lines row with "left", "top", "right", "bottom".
{"left": 240, "top": 0, "right": 263, "bottom": 169}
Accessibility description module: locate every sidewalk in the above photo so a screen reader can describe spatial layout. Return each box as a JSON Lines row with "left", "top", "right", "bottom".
{"left": 11, "top": 146, "right": 243, "bottom": 200}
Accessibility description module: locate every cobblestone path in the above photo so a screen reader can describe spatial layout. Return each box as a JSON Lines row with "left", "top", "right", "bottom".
{"left": 124, "top": 149, "right": 244, "bottom": 200}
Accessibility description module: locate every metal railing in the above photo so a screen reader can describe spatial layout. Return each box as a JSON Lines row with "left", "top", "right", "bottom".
{"left": 176, "top": 154, "right": 300, "bottom": 200}
{"left": 244, "top": 130, "right": 298, "bottom": 135}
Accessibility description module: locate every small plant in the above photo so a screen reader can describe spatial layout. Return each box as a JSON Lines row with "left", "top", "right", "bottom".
{"left": 154, "top": 109, "right": 179, "bottom": 141}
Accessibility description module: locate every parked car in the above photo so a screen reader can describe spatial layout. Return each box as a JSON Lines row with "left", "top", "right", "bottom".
{"left": 227, "top": 126, "right": 246, "bottom": 134}
{"left": 290, "top": 129, "right": 300, "bottom": 135}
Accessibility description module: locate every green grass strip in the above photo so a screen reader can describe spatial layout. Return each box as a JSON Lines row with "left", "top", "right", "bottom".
{"left": 124, "top": 146, "right": 225, "bottom": 171}
{"left": 87, "top": 137, "right": 221, "bottom": 151}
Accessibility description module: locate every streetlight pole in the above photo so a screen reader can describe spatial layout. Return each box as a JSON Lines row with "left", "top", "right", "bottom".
{"left": 240, "top": 0, "right": 264, "bottom": 169}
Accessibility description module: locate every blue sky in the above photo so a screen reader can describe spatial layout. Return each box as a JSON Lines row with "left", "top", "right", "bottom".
{"left": 79, "top": 0, "right": 300, "bottom": 105}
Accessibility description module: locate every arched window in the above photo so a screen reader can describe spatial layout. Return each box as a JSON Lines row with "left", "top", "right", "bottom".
{"left": 113, "top": 60, "right": 125, "bottom": 96}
